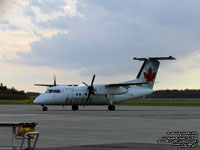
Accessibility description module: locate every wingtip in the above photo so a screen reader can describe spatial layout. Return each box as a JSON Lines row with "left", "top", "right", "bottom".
{"left": 169, "top": 56, "right": 176, "bottom": 60}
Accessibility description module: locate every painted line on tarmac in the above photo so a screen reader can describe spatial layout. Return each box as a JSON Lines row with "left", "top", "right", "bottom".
{"left": 39, "top": 136, "right": 156, "bottom": 144}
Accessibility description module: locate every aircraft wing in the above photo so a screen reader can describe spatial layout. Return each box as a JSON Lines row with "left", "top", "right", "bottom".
{"left": 106, "top": 82, "right": 147, "bottom": 87}
{"left": 94, "top": 82, "right": 147, "bottom": 95}
{"left": 34, "top": 84, "right": 56, "bottom": 87}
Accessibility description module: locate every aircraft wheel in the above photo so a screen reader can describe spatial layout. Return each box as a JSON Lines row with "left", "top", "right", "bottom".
{"left": 42, "top": 106, "right": 48, "bottom": 111}
{"left": 108, "top": 105, "right": 115, "bottom": 111}
{"left": 72, "top": 105, "right": 79, "bottom": 111}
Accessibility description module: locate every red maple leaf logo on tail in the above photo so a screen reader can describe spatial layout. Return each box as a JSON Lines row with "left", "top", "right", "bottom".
{"left": 144, "top": 68, "right": 156, "bottom": 83}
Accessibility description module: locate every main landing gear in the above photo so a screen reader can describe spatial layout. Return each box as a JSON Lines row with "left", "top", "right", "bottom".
{"left": 42, "top": 105, "right": 48, "bottom": 111}
{"left": 108, "top": 105, "right": 115, "bottom": 111}
{"left": 72, "top": 105, "right": 79, "bottom": 111}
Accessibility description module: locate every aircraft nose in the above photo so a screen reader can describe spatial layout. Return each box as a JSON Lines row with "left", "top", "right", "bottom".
{"left": 34, "top": 95, "right": 44, "bottom": 105}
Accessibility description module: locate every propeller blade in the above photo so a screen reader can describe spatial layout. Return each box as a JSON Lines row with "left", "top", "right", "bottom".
{"left": 91, "top": 74, "right": 95, "bottom": 86}
{"left": 54, "top": 75, "right": 56, "bottom": 86}
{"left": 87, "top": 91, "right": 91, "bottom": 101}
{"left": 35, "top": 75, "right": 58, "bottom": 87}
{"left": 82, "top": 82, "right": 89, "bottom": 86}
{"left": 86, "top": 74, "right": 96, "bottom": 101}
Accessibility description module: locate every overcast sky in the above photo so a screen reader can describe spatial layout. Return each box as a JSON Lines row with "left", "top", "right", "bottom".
{"left": 0, "top": 0, "right": 200, "bottom": 92}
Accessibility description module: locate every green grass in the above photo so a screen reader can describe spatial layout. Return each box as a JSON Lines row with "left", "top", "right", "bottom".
{"left": 117, "top": 98, "right": 200, "bottom": 107}
{"left": 0, "top": 100, "right": 31, "bottom": 105}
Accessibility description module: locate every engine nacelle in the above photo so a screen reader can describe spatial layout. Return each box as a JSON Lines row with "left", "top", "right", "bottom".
{"left": 94, "top": 85, "right": 128, "bottom": 95}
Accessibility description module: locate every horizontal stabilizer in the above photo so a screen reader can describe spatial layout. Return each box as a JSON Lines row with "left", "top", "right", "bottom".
{"left": 133, "top": 56, "right": 176, "bottom": 61}
{"left": 106, "top": 82, "right": 147, "bottom": 87}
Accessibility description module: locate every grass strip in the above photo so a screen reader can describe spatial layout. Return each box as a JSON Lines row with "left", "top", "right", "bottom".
{"left": 0, "top": 100, "right": 32, "bottom": 105}
{"left": 117, "top": 98, "right": 200, "bottom": 107}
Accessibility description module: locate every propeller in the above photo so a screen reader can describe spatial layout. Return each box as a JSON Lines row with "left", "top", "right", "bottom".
{"left": 34, "top": 75, "right": 57, "bottom": 87}
{"left": 54, "top": 75, "right": 56, "bottom": 86}
{"left": 83, "top": 74, "right": 96, "bottom": 100}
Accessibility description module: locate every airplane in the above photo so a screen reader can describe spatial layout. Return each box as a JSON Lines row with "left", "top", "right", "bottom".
{"left": 34, "top": 56, "right": 175, "bottom": 111}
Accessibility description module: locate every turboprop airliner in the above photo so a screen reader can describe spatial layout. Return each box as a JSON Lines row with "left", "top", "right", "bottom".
{"left": 34, "top": 56, "right": 175, "bottom": 111}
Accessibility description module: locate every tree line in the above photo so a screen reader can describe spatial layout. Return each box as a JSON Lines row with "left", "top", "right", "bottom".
{"left": 0, "top": 83, "right": 27, "bottom": 100}
{"left": 147, "top": 89, "right": 200, "bottom": 98}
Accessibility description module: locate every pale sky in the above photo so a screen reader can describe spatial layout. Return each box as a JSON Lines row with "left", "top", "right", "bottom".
{"left": 0, "top": 0, "right": 200, "bottom": 92}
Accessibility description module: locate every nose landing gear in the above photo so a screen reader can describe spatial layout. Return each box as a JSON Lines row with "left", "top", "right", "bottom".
{"left": 42, "top": 105, "right": 48, "bottom": 111}
{"left": 108, "top": 105, "right": 115, "bottom": 111}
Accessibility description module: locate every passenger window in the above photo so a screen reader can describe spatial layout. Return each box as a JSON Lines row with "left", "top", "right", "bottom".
{"left": 79, "top": 93, "right": 81, "bottom": 96}
{"left": 76, "top": 93, "right": 78, "bottom": 96}
{"left": 85, "top": 93, "right": 87, "bottom": 96}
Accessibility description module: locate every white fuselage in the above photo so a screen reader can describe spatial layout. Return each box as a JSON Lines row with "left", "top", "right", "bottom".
{"left": 34, "top": 84, "right": 153, "bottom": 106}
{"left": 33, "top": 56, "right": 175, "bottom": 111}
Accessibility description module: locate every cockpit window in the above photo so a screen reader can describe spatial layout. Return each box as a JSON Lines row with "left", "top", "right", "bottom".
{"left": 46, "top": 90, "right": 53, "bottom": 93}
{"left": 53, "top": 90, "right": 61, "bottom": 93}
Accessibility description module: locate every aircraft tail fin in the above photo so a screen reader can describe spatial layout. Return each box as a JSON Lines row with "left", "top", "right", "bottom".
{"left": 134, "top": 56, "right": 175, "bottom": 89}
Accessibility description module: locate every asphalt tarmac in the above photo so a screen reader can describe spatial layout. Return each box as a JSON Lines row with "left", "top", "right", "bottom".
{"left": 0, "top": 105, "right": 199, "bottom": 150}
